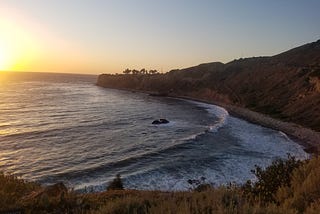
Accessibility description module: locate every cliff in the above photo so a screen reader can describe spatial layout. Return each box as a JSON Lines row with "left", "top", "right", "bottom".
{"left": 97, "top": 40, "right": 320, "bottom": 134}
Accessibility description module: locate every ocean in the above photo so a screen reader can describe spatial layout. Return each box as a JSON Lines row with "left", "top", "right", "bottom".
{"left": 0, "top": 72, "right": 308, "bottom": 191}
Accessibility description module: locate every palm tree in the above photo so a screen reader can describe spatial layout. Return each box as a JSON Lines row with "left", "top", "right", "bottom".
{"left": 140, "top": 68, "right": 147, "bottom": 74}
{"left": 123, "top": 68, "right": 131, "bottom": 74}
{"left": 149, "top": 69, "right": 158, "bottom": 74}
{"left": 132, "top": 69, "right": 139, "bottom": 75}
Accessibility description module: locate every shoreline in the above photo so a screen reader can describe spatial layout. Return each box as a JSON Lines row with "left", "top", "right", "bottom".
{"left": 169, "top": 94, "right": 319, "bottom": 155}
{"left": 101, "top": 86, "right": 320, "bottom": 155}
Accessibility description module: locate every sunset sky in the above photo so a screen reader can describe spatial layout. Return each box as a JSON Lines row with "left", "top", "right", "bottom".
{"left": 0, "top": 0, "right": 319, "bottom": 74}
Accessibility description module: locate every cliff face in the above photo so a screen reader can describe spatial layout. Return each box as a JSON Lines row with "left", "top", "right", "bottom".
{"left": 97, "top": 40, "right": 320, "bottom": 131}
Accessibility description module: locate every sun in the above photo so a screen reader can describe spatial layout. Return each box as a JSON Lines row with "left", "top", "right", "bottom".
{"left": 0, "top": 17, "right": 33, "bottom": 72}
{"left": 0, "top": 37, "right": 15, "bottom": 71}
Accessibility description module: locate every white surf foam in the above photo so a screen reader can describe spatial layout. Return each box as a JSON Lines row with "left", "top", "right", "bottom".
{"left": 184, "top": 100, "right": 229, "bottom": 132}
{"left": 227, "top": 117, "right": 309, "bottom": 160}
{"left": 119, "top": 104, "right": 309, "bottom": 192}
{"left": 76, "top": 99, "right": 309, "bottom": 192}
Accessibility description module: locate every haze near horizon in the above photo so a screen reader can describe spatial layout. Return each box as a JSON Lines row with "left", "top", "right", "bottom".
{"left": 0, "top": 0, "right": 319, "bottom": 74}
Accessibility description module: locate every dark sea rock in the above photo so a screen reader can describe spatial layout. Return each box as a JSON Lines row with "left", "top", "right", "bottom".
{"left": 152, "top": 119, "right": 169, "bottom": 124}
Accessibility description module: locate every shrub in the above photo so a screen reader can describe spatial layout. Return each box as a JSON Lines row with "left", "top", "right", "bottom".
{"left": 243, "top": 154, "right": 303, "bottom": 204}
{"left": 107, "top": 174, "right": 124, "bottom": 191}
{"left": 187, "top": 176, "right": 212, "bottom": 192}
{"left": 0, "top": 172, "right": 41, "bottom": 211}
{"left": 276, "top": 156, "right": 320, "bottom": 213}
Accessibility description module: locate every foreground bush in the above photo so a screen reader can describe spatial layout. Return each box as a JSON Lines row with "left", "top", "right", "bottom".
{"left": 0, "top": 172, "right": 41, "bottom": 211}
{"left": 107, "top": 174, "right": 124, "bottom": 190}
{"left": 93, "top": 156, "right": 320, "bottom": 213}
{"left": 276, "top": 156, "right": 320, "bottom": 213}
{"left": 243, "top": 154, "right": 303, "bottom": 203}
{"left": 1, "top": 156, "right": 320, "bottom": 213}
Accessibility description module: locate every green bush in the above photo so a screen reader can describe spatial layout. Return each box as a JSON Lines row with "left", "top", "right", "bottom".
{"left": 243, "top": 154, "right": 303, "bottom": 204}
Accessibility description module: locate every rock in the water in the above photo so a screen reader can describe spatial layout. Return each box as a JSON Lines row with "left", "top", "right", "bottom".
{"left": 152, "top": 120, "right": 161, "bottom": 124}
{"left": 159, "top": 118, "right": 169, "bottom": 124}
{"left": 152, "top": 119, "right": 169, "bottom": 124}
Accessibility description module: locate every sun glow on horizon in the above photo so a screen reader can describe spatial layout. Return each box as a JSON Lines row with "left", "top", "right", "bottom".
{"left": 0, "top": 9, "right": 100, "bottom": 74}
{"left": 0, "top": 27, "right": 23, "bottom": 72}
{"left": 0, "top": 40, "right": 14, "bottom": 71}
{"left": 0, "top": 12, "right": 45, "bottom": 72}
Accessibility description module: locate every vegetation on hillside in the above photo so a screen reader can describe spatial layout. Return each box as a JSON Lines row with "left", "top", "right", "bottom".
{"left": 122, "top": 68, "right": 159, "bottom": 75}
{"left": 97, "top": 40, "right": 320, "bottom": 131}
{"left": 1, "top": 156, "right": 320, "bottom": 213}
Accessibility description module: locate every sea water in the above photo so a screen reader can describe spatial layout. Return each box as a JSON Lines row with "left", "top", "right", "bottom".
{"left": 0, "top": 72, "right": 308, "bottom": 191}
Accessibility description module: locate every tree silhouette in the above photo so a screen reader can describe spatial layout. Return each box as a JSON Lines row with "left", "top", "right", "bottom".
{"left": 123, "top": 68, "right": 158, "bottom": 75}
{"left": 107, "top": 174, "right": 124, "bottom": 190}
{"left": 149, "top": 69, "right": 158, "bottom": 74}
{"left": 140, "top": 68, "right": 147, "bottom": 74}
{"left": 123, "top": 68, "right": 131, "bottom": 74}
{"left": 132, "top": 69, "right": 139, "bottom": 75}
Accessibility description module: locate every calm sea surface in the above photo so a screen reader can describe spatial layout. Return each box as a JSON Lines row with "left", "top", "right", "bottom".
{"left": 0, "top": 72, "right": 308, "bottom": 191}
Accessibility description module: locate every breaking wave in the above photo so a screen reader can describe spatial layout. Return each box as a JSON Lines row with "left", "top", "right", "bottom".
{"left": 0, "top": 73, "right": 309, "bottom": 192}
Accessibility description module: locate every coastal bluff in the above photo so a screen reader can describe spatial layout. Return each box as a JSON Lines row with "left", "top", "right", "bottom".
{"left": 97, "top": 40, "right": 320, "bottom": 152}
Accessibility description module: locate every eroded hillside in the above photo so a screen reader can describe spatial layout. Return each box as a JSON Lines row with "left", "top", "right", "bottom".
{"left": 97, "top": 40, "right": 320, "bottom": 131}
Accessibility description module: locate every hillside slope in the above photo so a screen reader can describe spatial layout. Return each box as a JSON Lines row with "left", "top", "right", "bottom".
{"left": 97, "top": 40, "right": 320, "bottom": 132}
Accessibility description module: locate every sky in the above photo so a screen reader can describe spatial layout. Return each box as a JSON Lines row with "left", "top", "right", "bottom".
{"left": 0, "top": 0, "right": 319, "bottom": 74}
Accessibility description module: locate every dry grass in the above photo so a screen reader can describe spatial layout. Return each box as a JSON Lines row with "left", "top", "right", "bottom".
{"left": 1, "top": 156, "right": 320, "bottom": 213}
{"left": 0, "top": 172, "right": 41, "bottom": 211}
